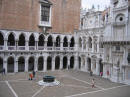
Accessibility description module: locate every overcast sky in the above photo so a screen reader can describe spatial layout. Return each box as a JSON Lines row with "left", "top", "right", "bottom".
{"left": 82, "top": 0, "right": 110, "bottom": 11}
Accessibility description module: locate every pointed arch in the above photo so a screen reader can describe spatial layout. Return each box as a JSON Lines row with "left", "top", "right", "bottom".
{"left": 70, "top": 37, "right": 75, "bottom": 47}
{"left": 18, "top": 34, "right": 25, "bottom": 46}
{"left": 0, "top": 32, "right": 4, "bottom": 45}
{"left": 47, "top": 35, "right": 53, "bottom": 47}
{"left": 38, "top": 34, "right": 44, "bottom": 46}
{"left": 8, "top": 33, "right": 15, "bottom": 46}
{"left": 29, "top": 34, "right": 35, "bottom": 46}
{"left": 7, "top": 56, "right": 14, "bottom": 73}
{"left": 63, "top": 36, "right": 68, "bottom": 47}
{"left": 55, "top": 56, "right": 60, "bottom": 70}
{"left": 56, "top": 36, "right": 60, "bottom": 47}
{"left": 18, "top": 57, "right": 25, "bottom": 72}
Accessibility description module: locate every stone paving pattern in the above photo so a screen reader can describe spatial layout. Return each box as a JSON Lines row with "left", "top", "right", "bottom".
{"left": 0, "top": 70, "right": 130, "bottom": 97}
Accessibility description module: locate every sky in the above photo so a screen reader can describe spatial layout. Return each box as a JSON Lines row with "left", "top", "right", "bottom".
{"left": 82, "top": 0, "right": 110, "bottom": 11}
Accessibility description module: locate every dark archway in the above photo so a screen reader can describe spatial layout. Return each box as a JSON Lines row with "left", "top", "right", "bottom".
{"left": 18, "top": 57, "right": 25, "bottom": 72}
{"left": 56, "top": 36, "right": 60, "bottom": 47}
{"left": 79, "top": 57, "right": 81, "bottom": 69}
{"left": 0, "top": 33, "right": 4, "bottom": 46}
{"left": 38, "top": 57, "right": 44, "bottom": 71}
{"left": 47, "top": 56, "right": 52, "bottom": 70}
{"left": 28, "top": 57, "right": 34, "bottom": 71}
{"left": 55, "top": 56, "right": 60, "bottom": 70}
{"left": 99, "top": 59, "right": 103, "bottom": 73}
{"left": 63, "top": 57, "right": 67, "bottom": 69}
{"left": 0, "top": 57, "right": 3, "bottom": 72}
{"left": 7, "top": 57, "right": 14, "bottom": 73}
{"left": 88, "top": 37, "right": 92, "bottom": 48}
{"left": 87, "top": 58, "right": 91, "bottom": 71}
{"left": 8, "top": 33, "right": 15, "bottom": 46}
{"left": 70, "top": 56, "right": 74, "bottom": 69}
{"left": 47, "top": 35, "right": 53, "bottom": 47}
{"left": 38, "top": 34, "right": 44, "bottom": 46}
{"left": 63, "top": 37, "right": 68, "bottom": 47}
{"left": 29, "top": 34, "right": 35, "bottom": 46}
{"left": 18, "top": 34, "right": 25, "bottom": 46}
{"left": 70, "top": 37, "right": 75, "bottom": 47}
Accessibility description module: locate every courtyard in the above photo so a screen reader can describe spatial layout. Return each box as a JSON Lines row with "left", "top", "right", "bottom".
{"left": 0, "top": 70, "right": 130, "bottom": 97}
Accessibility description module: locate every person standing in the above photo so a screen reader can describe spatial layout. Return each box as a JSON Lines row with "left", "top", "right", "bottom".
{"left": 33, "top": 71, "right": 36, "bottom": 78}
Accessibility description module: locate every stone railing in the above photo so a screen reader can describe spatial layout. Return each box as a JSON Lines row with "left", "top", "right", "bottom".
{"left": 29, "top": 46, "right": 35, "bottom": 50}
{"left": 0, "top": 46, "right": 4, "bottom": 50}
{"left": 8, "top": 46, "right": 16, "bottom": 50}
{"left": 18, "top": 46, "right": 25, "bottom": 50}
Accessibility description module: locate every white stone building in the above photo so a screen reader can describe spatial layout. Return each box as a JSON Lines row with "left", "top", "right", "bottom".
{"left": 77, "top": 0, "right": 130, "bottom": 85}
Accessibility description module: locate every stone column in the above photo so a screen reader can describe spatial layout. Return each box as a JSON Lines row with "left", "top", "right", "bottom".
{"left": 25, "top": 57, "right": 28, "bottom": 72}
{"left": 3, "top": 58, "right": 7, "bottom": 73}
{"left": 44, "top": 56, "right": 47, "bottom": 72}
{"left": 67, "top": 56, "right": 70, "bottom": 70}
{"left": 96, "top": 59, "right": 100, "bottom": 75}
{"left": 4, "top": 39, "right": 8, "bottom": 50}
{"left": 16, "top": 41, "right": 18, "bottom": 51}
{"left": 92, "top": 39, "right": 94, "bottom": 52}
{"left": 60, "top": 56, "right": 63, "bottom": 69}
{"left": 60, "top": 40, "right": 63, "bottom": 51}
{"left": 25, "top": 40, "right": 29, "bottom": 51}
{"left": 85, "top": 57, "right": 88, "bottom": 72}
{"left": 74, "top": 55, "right": 79, "bottom": 70}
{"left": 97, "top": 41, "right": 100, "bottom": 53}
{"left": 15, "top": 58, "right": 18, "bottom": 73}
{"left": 44, "top": 41, "right": 47, "bottom": 50}
{"left": 35, "top": 41, "right": 38, "bottom": 50}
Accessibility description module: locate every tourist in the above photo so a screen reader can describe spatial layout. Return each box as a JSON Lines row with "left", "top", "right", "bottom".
{"left": 33, "top": 71, "right": 36, "bottom": 78}
{"left": 90, "top": 70, "right": 93, "bottom": 76}
{"left": 29, "top": 73, "right": 33, "bottom": 80}
{"left": 91, "top": 79, "right": 95, "bottom": 88}
{"left": 2, "top": 68, "right": 5, "bottom": 75}
{"left": 107, "top": 70, "right": 109, "bottom": 78}
{"left": 100, "top": 72, "right": 103, "bottom": 77}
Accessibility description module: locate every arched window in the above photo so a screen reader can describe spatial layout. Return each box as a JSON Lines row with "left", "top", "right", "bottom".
{"left": 7, "top": 57, "right": 14, "bottom": 72}
{"left": 18, "top": 34, "right": 25, "bottom": 46}
{"left": 0, "top": 32, "right": 4, "bottom": 45}
{"left": 38, "top": 56, "right": 44, "bottom": 71}
{"left": 56, "top": 36, "right": 60, "bottom": 47}
{"left": 88, "top": 37, "right": 92, "bottom": 48}
{"left": 63, "top": 37, "right": 68, "bottom": 47}
{"left": 47, "top": 35, "right": 53, "bottom": 47}
{"left": 29, "top": 34, "right": 35, "bottom": 46}
{"left": 8, "top": 33, "right": 15, "bottom": 46}
{"left": 38, "top": 34, "right": 44, "bottom": 46}
{"left": 47, "top": 56, "right": 52, "bottom": 70}
{"left": 18, "top": 57, "right": 25, "bottom": 72}
{"left": 55, "top": 56, "right": 60, "bottom": 70}
{"left": 70, "top": 37, "right": 75, "bottom": 47}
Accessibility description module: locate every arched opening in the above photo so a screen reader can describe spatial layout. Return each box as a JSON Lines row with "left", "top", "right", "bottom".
{"left": 38, "top": 57, "right": 44, "bottom": 71}
{"left": 55, "top": 56, "right": 60, "bottom": 70}
{"left": 79, "top": 37, "right": 82, "bottom": 48}
{"left": 70, "top": 37, "right": 75, "bottom": 47}
{"left": 87, "top": 58, "right": 91, "bottom": 71}
{"left": 38, "top": 34, "right": 44, "bottom": 46}
{"left": 47, "top": 56, "right": 52, "bottom": 70}
{"left": 8, "top": 33, "right": 15, "bottom": 46}
{"left": 79, "top": 57, "right": 81, "bottom": 69}
{"left": 18, "top": 34, "right": 25, "bottom": 46}
{"left": 63, "top": 57, "right": 67, "bottom": 69}
{"left": 88, "top": 37, "right": 92, "bottom": 48}
{"left": 70, "top": 56, "right": 74, "bottom": 69}
{"left": 47, "top": 35, "right": 53, "bottom": 47}
{"left": 29, "top": 34, "right": 35, "bottom": 46}
{"left": 63, "top": 37, "right": 68, "bottom": 47}
{"left": 7, "top": 57, "right": 14, "bottom": 73}
{"left": 56, "top": 36, "right": 60, "bottom": 47}
{"left": 18, "top": 57, "right": 25, "bottom": 72}
{"left": 99, "top": 59, "right": 103, "bottom": 73}
{"left": 28, "top": 57, "right": 34, "bottom": 71}
{"left": 0, "top": 57, "right": 3, "bottom": 72}
{"left": 0, "top": 32, "right": 4, "bottom": 46}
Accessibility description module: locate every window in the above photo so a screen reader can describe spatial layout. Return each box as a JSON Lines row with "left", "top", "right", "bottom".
{"left": 41, "top": 5, "right": 50, "bottom": 22}
{"left": 116, "top": 46, "right": 120, "bottom": 51}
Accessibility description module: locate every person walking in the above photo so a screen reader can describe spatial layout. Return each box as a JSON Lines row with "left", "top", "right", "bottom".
{"left": 91, "top": 79, "right": 95, "bottom": 88}
{"left": 2, "top": 68, "right": 5, "bottom": 75}
{"left": 90, "top": 70, "right": 93, "bottom": 76}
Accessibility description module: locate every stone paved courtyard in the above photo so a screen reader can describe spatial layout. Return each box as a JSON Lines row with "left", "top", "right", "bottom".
{"left": 0, "top": 70, "right": 130, "bottom": 97}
